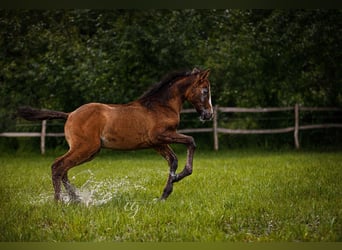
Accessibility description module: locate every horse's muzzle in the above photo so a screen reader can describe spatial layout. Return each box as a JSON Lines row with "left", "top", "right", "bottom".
{"left": 200, "top": 109, "right": 214, "bottom": 121}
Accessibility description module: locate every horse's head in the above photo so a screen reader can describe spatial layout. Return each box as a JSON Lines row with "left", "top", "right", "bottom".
{"left": 186, "top": 69, "right": 214, "bottom": 121}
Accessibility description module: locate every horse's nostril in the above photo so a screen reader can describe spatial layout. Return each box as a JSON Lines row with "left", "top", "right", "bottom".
{"left": 200, "top": 110, "right": 213, "bottom": 121}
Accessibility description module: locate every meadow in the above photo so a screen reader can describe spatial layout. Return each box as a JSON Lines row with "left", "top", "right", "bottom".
{"left": 0, "top": 149, "right": 341, "bottom": 242}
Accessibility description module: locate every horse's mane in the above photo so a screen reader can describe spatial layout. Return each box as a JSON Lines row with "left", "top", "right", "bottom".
{"left": 138, "top": 70, "right": 192, "bottom": 101}
{"left": 137, "top": 68, "right": 202, "bottom": 109}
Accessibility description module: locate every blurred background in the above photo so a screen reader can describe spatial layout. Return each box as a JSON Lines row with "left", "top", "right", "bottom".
{"left": 1, "top": 9, "right": 341, "bottom": 152}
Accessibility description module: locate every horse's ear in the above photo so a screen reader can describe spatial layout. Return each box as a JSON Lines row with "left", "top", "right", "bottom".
{"left": 191, "top": 68, "right": 201, "bottom": 74}
{"left": 193, "top": 69, "right": 210, "bottom": 86}
{"left": 200, "top": 69, "right": 210, "bottom": 79}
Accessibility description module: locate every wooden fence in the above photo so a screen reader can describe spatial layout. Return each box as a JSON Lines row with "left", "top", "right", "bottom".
{"left": 179, "top": 104, "right": 342, "bottom": 150}
{"left": 0, "top": 120, "right": 64, "bottom": 154}
{"left": 1, "top": 104, "right": 342, "bottom": 153}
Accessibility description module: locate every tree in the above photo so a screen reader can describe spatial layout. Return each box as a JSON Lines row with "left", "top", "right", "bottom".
{"left": 1, "top": 10, "right": 341, "bottom": 147}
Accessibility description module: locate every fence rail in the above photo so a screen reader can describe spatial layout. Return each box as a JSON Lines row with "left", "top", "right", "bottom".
{"left": 1, "top": 104, "right": 342, "bottom": 153}
{"left": 178, "top": 104, "right": 342, "bottom": 150}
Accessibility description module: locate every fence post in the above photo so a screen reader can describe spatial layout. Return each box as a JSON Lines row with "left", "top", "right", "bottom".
{"left": 41, "top": 120, "right": 47, "bottom": 155}
{"left": 213, "top": 105, "right": 219, "bottom": 151}
{"left": 294, "top": 104, "right": 300, "bottom": 149}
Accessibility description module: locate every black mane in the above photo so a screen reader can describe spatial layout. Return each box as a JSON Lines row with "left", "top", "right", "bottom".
{"left": 139, "top": 70, "right": 192, "bottom": 101}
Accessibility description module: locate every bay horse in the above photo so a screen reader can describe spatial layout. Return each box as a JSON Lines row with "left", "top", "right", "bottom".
{"left": 18, "top": 68, "right": 213, "bottom": 201}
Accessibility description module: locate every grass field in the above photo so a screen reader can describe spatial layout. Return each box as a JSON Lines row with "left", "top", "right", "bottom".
{"left": 0, "top": 149, "right": 341, "bottom": 242}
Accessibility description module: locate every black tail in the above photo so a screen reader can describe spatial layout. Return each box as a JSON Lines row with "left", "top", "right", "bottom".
{"left": 17, "top": 106, "right": 69, "bottom": 121}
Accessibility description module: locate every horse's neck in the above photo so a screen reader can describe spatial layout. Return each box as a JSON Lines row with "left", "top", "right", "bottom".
{"left": 136, "top": 76, "right": 194, "bottom": 114}
{"left": 167, "top": 77, "right": 194, "bottom": 114}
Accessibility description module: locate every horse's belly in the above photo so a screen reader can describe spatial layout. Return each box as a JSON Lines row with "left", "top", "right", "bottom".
{"left": 100, "top": 131, "right": 151, "bottom": 150}
{"left": 99, "top": 104, "right": 155, "bottom": 150}
{"left": 101, "top": 139, "right": 150, "bottom": 150}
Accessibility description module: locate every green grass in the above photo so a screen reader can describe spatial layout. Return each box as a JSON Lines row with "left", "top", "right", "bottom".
{"left": 0, "top": 149, "right": 341, "bottom": 242}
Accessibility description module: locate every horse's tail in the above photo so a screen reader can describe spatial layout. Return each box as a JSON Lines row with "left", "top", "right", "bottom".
{"left": 17, "top": 106, "right": 69, "bottom": 121}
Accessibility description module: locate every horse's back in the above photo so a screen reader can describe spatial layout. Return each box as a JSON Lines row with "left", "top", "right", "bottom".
{"left": 65, "top": 102, "right": 154, "bottom": 150}
{"left": 66, "top": 103, "right": 108, "bottom": 128}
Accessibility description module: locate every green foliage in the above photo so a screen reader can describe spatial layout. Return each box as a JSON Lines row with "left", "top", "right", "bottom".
{"left": 1, "top": 10, "right": 341, "bottom": 147}
{"left": 0, "top": 150, "right": 341, "bottom": 241}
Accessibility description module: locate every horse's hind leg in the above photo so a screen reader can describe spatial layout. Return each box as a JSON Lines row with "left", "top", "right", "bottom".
{"left": 51, "top": 151, "right": 78, "bottom": 201}
{"left": 62, "top": 172, "right": 78, "bottom": 201}
{"left": 51, "top": 144, "right": 101, "bottom": 201}
{"left": 51, "top": 157, "right": 66, "bottom": 201}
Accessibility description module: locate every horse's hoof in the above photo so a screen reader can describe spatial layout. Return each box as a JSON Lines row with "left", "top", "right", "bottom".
{"left": 152, "top": 197, "right": 166, "bottom": 203}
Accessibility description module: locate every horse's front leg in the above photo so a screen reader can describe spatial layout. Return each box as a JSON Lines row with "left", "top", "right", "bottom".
{"left": 155, "top": 132, "right": 196, "bottom": 199}
{"left": 154, "top": 145, "right": 178, "bottom": 200}
{"left": 172, "top": 135, "right": 196, "bottom": 183}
